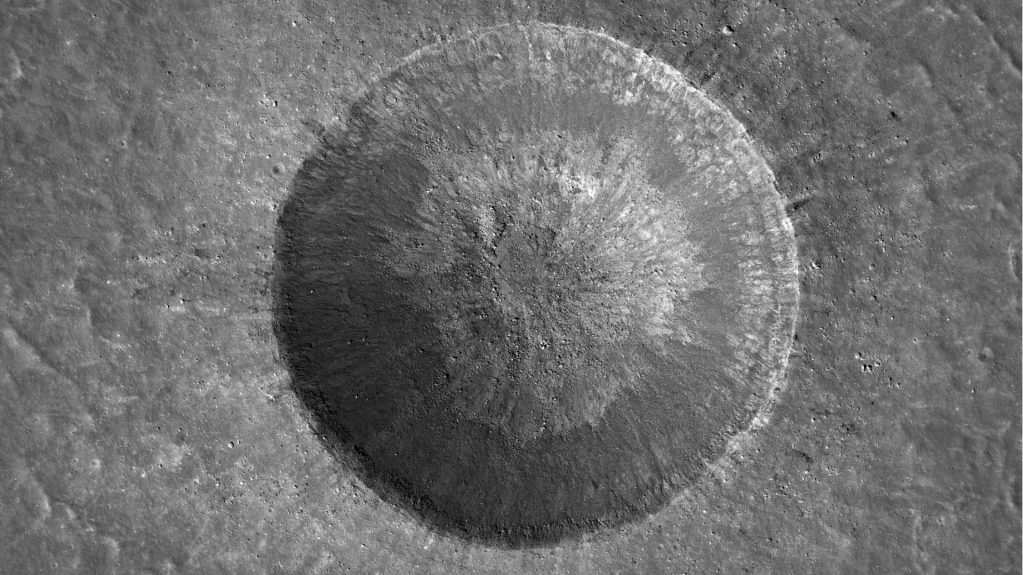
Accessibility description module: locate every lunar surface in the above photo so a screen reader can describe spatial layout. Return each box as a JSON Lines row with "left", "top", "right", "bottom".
{"left": 276, "top": 24, "right": 797, "bottom": 545}
{"left": 0, "top": 1, "right": 1019, "bottom": 573}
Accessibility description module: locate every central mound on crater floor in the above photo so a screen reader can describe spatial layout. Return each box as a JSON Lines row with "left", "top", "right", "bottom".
{"left": 275, "top": 23, "right": 799, "bottom": 546}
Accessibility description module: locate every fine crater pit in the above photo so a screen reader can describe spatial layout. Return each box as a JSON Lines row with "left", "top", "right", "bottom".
{"left": 274, "top": 23, "right": 799, "bottom": 547}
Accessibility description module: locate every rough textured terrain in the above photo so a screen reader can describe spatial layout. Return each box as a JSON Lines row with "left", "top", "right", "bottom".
{"left": 0, "top": 0, "right": 1019, "bottom": 573}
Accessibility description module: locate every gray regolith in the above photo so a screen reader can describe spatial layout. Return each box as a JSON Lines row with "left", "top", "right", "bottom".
{"left": 275, "top": 23, "right": 799, "bottom": 546}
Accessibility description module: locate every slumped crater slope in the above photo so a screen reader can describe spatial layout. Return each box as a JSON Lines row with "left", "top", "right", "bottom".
{"left": 275, "top": 23, "right": 799, "bottom": 546}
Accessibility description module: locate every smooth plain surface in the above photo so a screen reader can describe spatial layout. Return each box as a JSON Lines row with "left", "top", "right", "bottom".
{"left": 0, "top": 1, "right": 1020, "bottom": 573}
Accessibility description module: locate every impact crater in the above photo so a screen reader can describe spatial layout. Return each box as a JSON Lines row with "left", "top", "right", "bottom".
{"left": 275, "top": 23, "right": 799, "bottom": 547}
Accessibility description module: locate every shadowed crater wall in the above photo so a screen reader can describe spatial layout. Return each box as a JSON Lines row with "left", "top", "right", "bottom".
{"left": 273, "top": 23, "right": 799, "bottom": 547}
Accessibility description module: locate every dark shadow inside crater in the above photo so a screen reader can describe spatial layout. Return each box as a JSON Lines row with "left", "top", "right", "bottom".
{"left": 272, "top": 23, "right": 799, "bottom": 549}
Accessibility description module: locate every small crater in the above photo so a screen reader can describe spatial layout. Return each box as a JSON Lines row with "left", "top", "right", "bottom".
{"left": 1009, "top": 239, "right": 1021, "bottom": 281}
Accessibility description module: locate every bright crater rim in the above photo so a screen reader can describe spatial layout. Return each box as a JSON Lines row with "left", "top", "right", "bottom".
{"left": 275, "top": 23, "right": 799, "bottom": 546}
